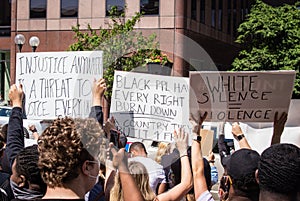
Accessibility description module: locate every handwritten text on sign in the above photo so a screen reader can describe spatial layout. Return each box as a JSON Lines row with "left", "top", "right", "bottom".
{"left": 110, "top": 71, "right": 190, "bottom": 141}
{"left": 189, "top": 71, "right": 295, "bottom": 122}
{"left": 16, "top": 51, "right": 103, "bottom": 119}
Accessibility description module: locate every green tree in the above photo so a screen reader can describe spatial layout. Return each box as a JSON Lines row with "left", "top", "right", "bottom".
{"left": 231, "top": 0, "right": 300, "bottom": 98}
{"left": 69, "top": 7, "right": 161, "bottom": 101}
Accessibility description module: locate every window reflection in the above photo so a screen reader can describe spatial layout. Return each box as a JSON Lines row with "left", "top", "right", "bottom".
{"left": 61, "top": 0, "right": 78, "bottom": 18}
{"left": 106, "top": 0, "right": 125, "bottom": 16}
{"left": 140, "top": 0, "right": 159, "bottom": 15}
{"left": 30, "top": 0, "right": 47, "bottom": 18}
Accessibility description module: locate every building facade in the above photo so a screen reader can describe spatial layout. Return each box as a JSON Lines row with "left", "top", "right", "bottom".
{"left": 0, "top": 0, "right": 297, "bottom": 101}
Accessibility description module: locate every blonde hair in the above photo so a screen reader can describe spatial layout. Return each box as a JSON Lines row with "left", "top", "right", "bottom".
{"left": 155, "top": 142, "right": 171, "bottom": 164}
{"left": 110, "top": 161, "right": 156, "bottom": 201}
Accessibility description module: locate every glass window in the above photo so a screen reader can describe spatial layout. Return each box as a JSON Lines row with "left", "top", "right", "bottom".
{"left": 30, "top": 0, "right": 47, "bottom": 18}
{"left": 211, "top": 0, "right": 216, "bottom": 28}
{"left": 0, "top": 0, "right": 11, "bottom": 36}
{"left": 191, "top": 0, "right": 197, "bottom": 20}
{"left": 227, "top": 0, "right": 231, "bottom": 34}
{"left": 106, "top": 0, "right": 125, "bottom": 16}
{"left": 200, "top": 0, "right": 205, "bottom": 24}
{"left": 233, "top": 0, "right": 237, "bottom": 36}
{"left": 140, "top": 0, "right": 159, "bottom": 15}
{"left": 61, "top": 0, "right": 78, "bottom": 18}
{"left": 218, "top": 0, "right": 223, "bottom": 31}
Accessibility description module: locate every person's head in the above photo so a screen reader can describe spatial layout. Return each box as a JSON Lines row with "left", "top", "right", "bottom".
{"left": 38, "top": 117, "right": 105, "bottom": 194}
{"left": 227, "top": 149, "right": 260, "bottom": 200}
{"left": 0, "top": 124, "right": 8, "bottom": 142}
{"left": 129, "top": 141, "right": 147, "bottom": 157}
{"left": 110, "top": 161, "right": 156, "bottom": 201}
{"left": 10, "top": 145, "right": 47, "bottom": 198}
{"left": 0, "top": 134, "right": 5, "bottom": 158}
{"left": 257, "top": 143, "right": 300, "bottom": 200}
{"left": 155, "top": 142, "right": 170, "bottom": 164}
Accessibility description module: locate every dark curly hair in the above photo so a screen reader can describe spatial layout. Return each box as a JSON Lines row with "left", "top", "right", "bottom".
{"left": 15, "top": 145, "right": 46, "bottom": 194}
{"left": 231, "top": 172, "right": 259, "bottom": 200}
{"left": 258, "top": 143, "right": 300, "bottom": 197}
{"left": 38, "top": 117, "right": 106, "bottom": 188}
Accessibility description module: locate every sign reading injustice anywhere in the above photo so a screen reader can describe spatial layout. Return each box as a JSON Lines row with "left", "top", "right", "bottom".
{"left": 110, "top": 71, "right": 190, "bottom": 141}
{"left": 16, "top": 51, "right": 103, "bottom": 119}
{"left": 189, "top": 71, "right": 296, "bottom": 122}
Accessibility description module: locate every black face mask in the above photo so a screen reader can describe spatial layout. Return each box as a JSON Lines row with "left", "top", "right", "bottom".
{"left": 10, "top": 179, "right": 43, "bottom": 200}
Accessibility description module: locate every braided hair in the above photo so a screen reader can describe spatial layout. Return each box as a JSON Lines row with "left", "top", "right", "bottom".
{"left": 15, "top": 145, "right": 46, "bottom": 193}
{"left": 258, "top": 143, "right": 300, "bottom": 196}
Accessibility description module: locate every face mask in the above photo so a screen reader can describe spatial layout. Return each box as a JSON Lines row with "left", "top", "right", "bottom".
{"left": 88, "top": 174, "right": 99, "bottom": 186}
{"left": 10, "top": 179, "right": 43, "bottom": 199}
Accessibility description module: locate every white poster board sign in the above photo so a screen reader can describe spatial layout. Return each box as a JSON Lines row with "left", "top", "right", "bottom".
{"left": 190, "top": 71, "right": 295, "bottom": 122}
{"left": 110, "top": 71, "right": 190, "bottom": 142}
{"left": 16, "top": 51, "right": 103, "bottom": 119}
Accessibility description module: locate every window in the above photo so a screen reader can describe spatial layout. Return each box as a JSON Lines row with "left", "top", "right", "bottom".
{"left": 106, "top": 0, "right": 125, "bottom": 16}
{"left": 218, "top": 0, "right": 223, "bottom": 30}
{"left": 0, "top": 0, "right": 11, "bottom": 36}
{"left": 30, "top": 0, "right": 47, "bottom": 18}
{"left": 227, "top": 0, "right": 231, "bottom": 34}
{"left": 233, "top": 0, "right": 237, "bottom": 36}
{"left": 200, "top": 0, "right": 205, "bottom": 24}
{"left": 211, "top": 0, "right": 216, "bottom": 28}
{"left": 140, "top": 0, "right": 159, "bottom": 15}
{"left": 191, "top": 0, "right": 197, "bottom": 20}
{"left": 61, "top": 0, "right": 78, "bottom": 18}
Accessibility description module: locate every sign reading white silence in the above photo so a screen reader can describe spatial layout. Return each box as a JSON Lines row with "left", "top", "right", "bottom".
{"left": 110, "top": 71, "right": 190, "bottom": 142}
{"left": 189, "top": 71, "right": 296, "bottom": 122}
{"left": 16, "top": 51, "right": 103, "bottom": 119}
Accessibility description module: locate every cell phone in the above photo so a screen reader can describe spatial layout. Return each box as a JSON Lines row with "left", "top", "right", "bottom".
{"left": 110, "top": 129, "right": 119, "bottom": 148}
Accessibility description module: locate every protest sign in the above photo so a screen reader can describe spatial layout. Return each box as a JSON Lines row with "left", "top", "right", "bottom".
{"left": 110, "top": 71, "right": 190, "bottom": 142}
{"left": 190, "top": 71, "right": 295, "bottom": 122}
{"left": 16, "top": 51, "right": 103, "bottom": 119}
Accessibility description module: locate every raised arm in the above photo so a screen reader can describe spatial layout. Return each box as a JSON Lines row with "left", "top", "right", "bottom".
{"left": 231, "top": 122, "right": 251, "bottom": 149}
{"left": 156, "top": 129, "right": 192, "bottom": 201}
{"left": 190, "top": 111, "right": 211, "bottom": 199}
{"left": 6, "top": 84, "right": 25, "bottom": 167}
{"left": 110, "top": 143, "right": 145, "bottom": 201}
{"left": 89, "top": 78, "right": 106, "bottom": 126}
{"left": 271, "top": 112, "right": 287, "bottom": 145}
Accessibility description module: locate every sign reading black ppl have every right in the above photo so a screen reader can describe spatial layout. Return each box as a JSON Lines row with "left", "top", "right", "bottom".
{"left": 189, "top": 71, "right": 296, "bottom": 122}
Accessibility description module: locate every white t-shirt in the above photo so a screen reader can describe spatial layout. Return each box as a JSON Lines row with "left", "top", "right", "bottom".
{"left": 196, "top": 190, "right": 214, "bottom": 201}
{"left": 129, "top": 156, "right": 166, "bottom": 192}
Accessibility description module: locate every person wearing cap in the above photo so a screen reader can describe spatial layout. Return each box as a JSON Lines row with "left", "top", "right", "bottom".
{"left": 227, "top": 148, "right": 260, "bottom": 201}
{"left": 256, "top": 143, "right": 300, "bottom": 201}
{"left": 129, "top": 141, "right": 167, "bottom": 194}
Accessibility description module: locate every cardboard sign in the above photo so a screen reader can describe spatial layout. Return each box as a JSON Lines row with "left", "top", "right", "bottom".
{"left": 200, "top": 129, "right": 214, "bottom": 156}
{"left": 16, "top": 51, "right": 103, "bottom": 119}
{"left": 190, "top": 71, "right": 295, "bottom": 122}
{"left": 110, "top": 71, "right": 190, "bottom": 142}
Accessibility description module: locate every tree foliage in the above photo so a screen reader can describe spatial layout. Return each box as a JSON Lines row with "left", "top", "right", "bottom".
{"left": 69, "top": 7, "right": 160, "bottom": 101}
{"left": 231, "top": 0, "right": 300, "bottom": 98}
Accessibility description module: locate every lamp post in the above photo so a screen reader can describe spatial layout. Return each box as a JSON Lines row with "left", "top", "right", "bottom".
{"left": 29, "top": 36, "right": 40, "bottom": 52}
{"left": 14, "top": 34, "right": 25, "bottom": 52}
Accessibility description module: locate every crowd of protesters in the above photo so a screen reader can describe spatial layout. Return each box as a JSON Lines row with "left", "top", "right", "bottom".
{"left": 0, "top": 78, "right": 299, "bottom": 201}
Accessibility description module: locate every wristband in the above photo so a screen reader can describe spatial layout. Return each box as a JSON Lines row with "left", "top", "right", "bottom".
{"left": 31, "top": 128, "right": 38, "bottom": 133}
{"left": 236, "top": 134, "right": 245, "bottom": 141}
{"left": 193, "top": 135, "right": 202, "bottom": 142}
{"left": 180, "top": 154, "right": 188, "bottom": 158}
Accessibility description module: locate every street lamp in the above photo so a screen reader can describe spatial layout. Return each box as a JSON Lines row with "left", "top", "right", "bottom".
{"left": 14, "top": 34, "right": 26, "bottom": 52}
{"left": 29, "top": 36, "right": 40, "bottom": 52}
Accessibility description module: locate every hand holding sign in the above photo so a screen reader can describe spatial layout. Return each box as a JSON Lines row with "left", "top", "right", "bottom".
{"left": 92, "top": 78, "right": 106, "bottom": 107}
{"left": 9, "top": 84, "right": 23, "bottom": 108}
{"left": 189, "top": 111, "right": 208, "bottom": 135}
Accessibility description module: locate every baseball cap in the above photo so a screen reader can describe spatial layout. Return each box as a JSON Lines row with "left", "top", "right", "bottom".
{"left": 228, "top": 149, "right": 260, "bottom": 180}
